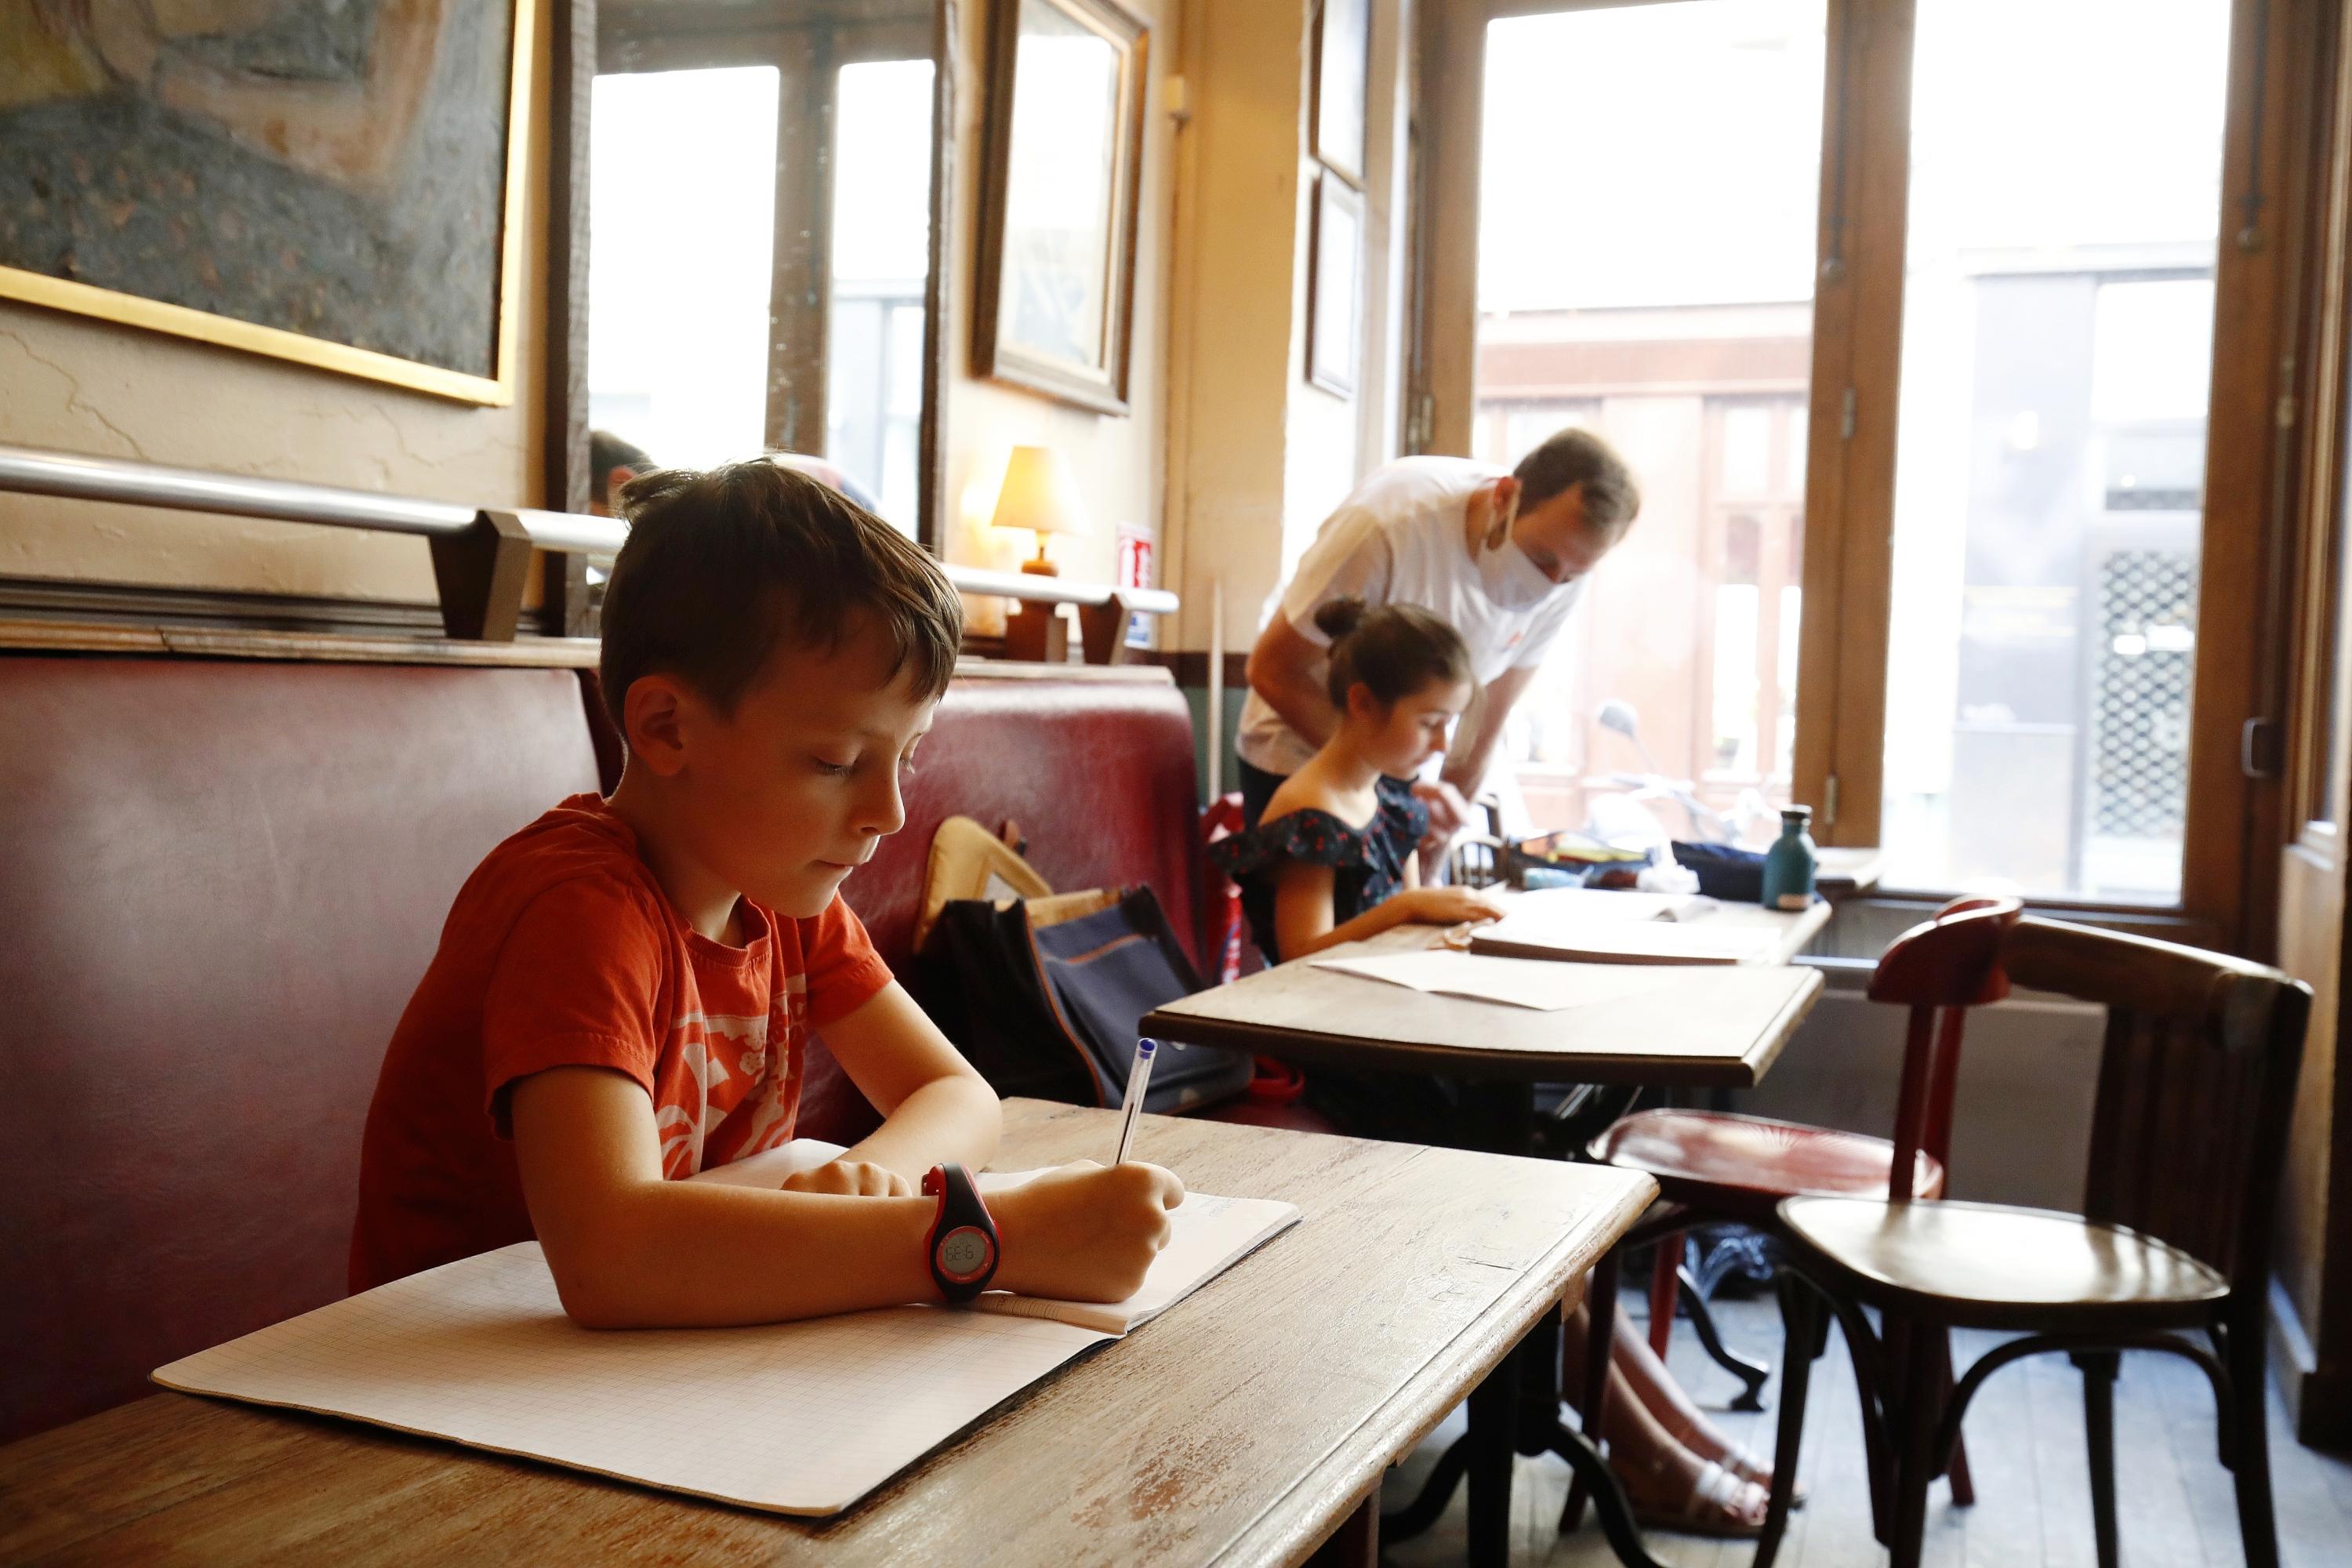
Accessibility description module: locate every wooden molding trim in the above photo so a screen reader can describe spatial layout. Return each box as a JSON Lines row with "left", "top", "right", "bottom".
{"left": 0, "top": 616, "right": 1175, "bottom": 685}
{"left": 0, "top": 618, "right": 604, "bottom": 668}
{"left": 1153, "top": 650, "right": 1250, "bottom": 688}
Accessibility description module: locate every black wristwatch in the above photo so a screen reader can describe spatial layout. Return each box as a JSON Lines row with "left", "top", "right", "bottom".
{"left": 923, "top": 1162, "right": 1000, "bottom": 1304}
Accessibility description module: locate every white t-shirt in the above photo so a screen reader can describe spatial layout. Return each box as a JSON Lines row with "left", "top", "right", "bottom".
{"left": 1236, "top": 456, "right": 1583, "bottom": 776}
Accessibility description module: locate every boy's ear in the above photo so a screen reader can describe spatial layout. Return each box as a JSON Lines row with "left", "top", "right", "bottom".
{"left": 622, "top": 674, "right": 693, "bottom": 776}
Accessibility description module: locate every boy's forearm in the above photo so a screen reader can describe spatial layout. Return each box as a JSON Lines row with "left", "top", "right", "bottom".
{"left": 551, "top": 1181, "right": 943, "bottom": 1328}
{"left": 838, "top": 1073, "right": 1002, "bottom": 1181}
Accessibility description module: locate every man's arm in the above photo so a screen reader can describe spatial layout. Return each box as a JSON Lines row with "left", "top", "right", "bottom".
{"left": 1442, "top": 663, "right": 1539, "bottom": 800}
{"left": 1245, "top": 615, "right": 1341, "bottom": 754}
{"left": 510, "top": 1067, "right": 1181, "bottom": 1328}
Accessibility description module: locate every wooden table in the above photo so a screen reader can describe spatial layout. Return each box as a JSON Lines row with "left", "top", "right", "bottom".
{"left": 0, "top": 1099, "right": 1653, "bottom": 1568}
{"left": 1146, "top": 953, "right": 1827, "bottom": 1568}
{"left": 1149, "top": 949, "right": 1823, "bottom": 1089}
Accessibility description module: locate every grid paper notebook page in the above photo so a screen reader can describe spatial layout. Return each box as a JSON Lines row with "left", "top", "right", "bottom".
{"left": 154, "top": 1142, "right": 1299, "bottom": 1514}
{"left": 152, "top": 1243, "right": 1110, "bottom": 1516}
{"left": 695, "top": 1142, "right": 1303, "bottom": 1335}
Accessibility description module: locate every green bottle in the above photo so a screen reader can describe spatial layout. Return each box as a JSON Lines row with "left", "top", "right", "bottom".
{"left": 1761, "top": 806, "right": 1817, "bottom": 910}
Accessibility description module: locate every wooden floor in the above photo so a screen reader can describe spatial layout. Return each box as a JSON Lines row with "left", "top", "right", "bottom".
{"left": 1382, "top": 1290, "right": 2352, "bottom": 1568}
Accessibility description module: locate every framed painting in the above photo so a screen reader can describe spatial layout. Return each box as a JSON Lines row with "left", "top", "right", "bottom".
{"left": 1307, "top": 171, "right": 1360, "bottom": 397}
{"left": 1312, "top": 0, "right": 1369, "bottom": 186}
{"left": 973, "top": 0, "right": 1148, "bottom": 416}
{"left": 0, "top": 0, "right": 536, "bottom": 406}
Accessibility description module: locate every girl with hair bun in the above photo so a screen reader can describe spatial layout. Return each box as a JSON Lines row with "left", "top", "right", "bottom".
{"left": 1209, "top": 599, "right": 1502, "bottom": 966}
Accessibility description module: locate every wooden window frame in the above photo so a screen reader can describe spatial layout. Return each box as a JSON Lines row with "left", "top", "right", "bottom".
{"left": 1411, "top": 0, "right": 2340, "bottom": 952}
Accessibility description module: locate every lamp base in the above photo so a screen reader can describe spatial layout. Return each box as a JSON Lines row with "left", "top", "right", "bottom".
{"left": 1004, "top": 600, "right": 1069, "bottom": 663}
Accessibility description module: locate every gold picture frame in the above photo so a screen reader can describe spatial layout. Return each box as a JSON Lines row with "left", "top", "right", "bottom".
{"left": 0, "top": 0, "right": 537, "bottom": 407}
{"left": 972, "top": 0, "right": 1149, "bottom": 417}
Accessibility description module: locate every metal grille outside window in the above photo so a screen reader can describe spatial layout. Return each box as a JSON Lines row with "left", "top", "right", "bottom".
{"left": 2092, "top": 549, "right": 2198, "bottom": 839}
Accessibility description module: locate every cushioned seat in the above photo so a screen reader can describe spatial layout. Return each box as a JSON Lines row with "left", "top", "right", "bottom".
{"left": 1589, "top": 1107, "right": 1943, "bottom": 1219}
{"left": 1779, "top": 1195, "right": 2229, "bottom": 1332}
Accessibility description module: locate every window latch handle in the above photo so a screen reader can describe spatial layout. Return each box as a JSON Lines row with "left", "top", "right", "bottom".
{"left": 2241, "top": 717, "right": 2282, "bottom": 780}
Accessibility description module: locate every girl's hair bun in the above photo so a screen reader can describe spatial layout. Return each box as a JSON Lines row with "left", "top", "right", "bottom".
{"left": 1312, "top": 596, "right": 1370, "bottom": 642}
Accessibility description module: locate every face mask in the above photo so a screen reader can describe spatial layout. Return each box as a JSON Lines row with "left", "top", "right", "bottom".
{"left": 1474, "top": 502, "right": 1556, "bottom": 611}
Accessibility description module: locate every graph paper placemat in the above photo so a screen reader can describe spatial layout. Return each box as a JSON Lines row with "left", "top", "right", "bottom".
{"left": 154, "top": 1243, "right": 1110, "bottom": 1516}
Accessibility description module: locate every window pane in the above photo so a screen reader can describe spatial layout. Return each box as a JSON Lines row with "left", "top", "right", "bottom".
{"left": 1878, "top": 0, "right": 2229, "bottom": 902}
{"left": 1476, "top": 1, "right": 1825, "bottom": 844}
{"left": 828, "top": 59, "right": 935, "bottom": 535}
{"left": 588, "top": 68, "right": 779, "bottom": 471}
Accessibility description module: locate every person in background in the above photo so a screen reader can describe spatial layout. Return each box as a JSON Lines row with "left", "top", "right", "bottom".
{"left": 590, "top": 430, "right": 655, "bottom": 518}
{"left": 1210, "top": 600, "right": 1501, "bottom": 967}
{"left": 1210, "top": 597, "right": 1780, "bottom": 1537}
{"left": 1237, "top": 429, "right": 1641, "bottom": 849}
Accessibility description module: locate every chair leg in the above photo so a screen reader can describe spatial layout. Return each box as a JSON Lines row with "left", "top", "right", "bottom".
{"left": 2225, "top": 1312, "right": 2281, "bottom": 1568}
{"left": 1647, "top": 1231, "right": 1683, "bottom": 1359}
{"left": 2074, "top": 1350, "right": 2121, "bottom": 1568}
{"left": 1753, "top": 1273, "right": 1820, "bottom": 1568}
{"left": 1889, "top": 1325, "right": 1944, "bottom": 1568}
{"left": 1679, "top": 1264, "right": 1772, "bottom": 1411}
{"left": 1560, "top": 1246, "right": 1622, "bottom": 1534}
{"left": 1942, "top": 1330, "right": 1976, "bottom": 1506}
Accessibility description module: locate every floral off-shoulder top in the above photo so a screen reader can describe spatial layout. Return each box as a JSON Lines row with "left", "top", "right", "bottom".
{"left": 1208, "top": 776, "right": 1428, "bottom": 965}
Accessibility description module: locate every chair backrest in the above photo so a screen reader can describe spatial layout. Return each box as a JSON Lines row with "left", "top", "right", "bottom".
{"left": 1866, "top": 896, "right": 2026, "bottom": 1200}
{"left": 2002, "top": 916, "right": 2311, "bottom": 1293}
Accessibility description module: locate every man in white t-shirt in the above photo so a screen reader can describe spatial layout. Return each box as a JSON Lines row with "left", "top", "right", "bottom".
{"left": 1236, "top": 427, "right": 1642, "bottom": 835}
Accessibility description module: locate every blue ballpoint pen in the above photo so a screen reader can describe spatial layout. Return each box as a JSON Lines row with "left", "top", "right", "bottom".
{"left": 1112, "top": 1038, "right": 1158, "bottom": 1164}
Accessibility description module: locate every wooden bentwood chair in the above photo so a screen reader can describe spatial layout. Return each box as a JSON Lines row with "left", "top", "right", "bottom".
{"left": 1567, "top": 898, "right": 2020, "bottom": 1537}
{"left": 1755, "top": 913, "right": 2312, "bottom": 1568}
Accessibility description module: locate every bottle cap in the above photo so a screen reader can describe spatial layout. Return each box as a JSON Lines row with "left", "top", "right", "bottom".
{"left": 1781, "top": 805, "right": 1813, "bottom": 823}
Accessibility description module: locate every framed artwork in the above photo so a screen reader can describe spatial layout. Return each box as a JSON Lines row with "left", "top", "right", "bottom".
{"left": 1307, "top": 172, "right": 1361, "bottom": 397}
{"left": 974, "top": 0, "right": 1149, "bottom": 416}
{"left": 0, "top": 0, "right": 536, "bottom": 406}
{"left": 1312, "top": 0, "right": 1370, "bottom": 186}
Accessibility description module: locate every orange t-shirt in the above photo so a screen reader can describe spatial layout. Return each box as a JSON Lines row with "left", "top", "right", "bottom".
{"left": 349, "top": 794, "right": 894, "bottom": 1291}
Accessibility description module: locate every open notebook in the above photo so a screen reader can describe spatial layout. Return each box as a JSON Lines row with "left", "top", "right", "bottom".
{"left": 153, "top": 1143, "right": 1297, "bottom": 1516}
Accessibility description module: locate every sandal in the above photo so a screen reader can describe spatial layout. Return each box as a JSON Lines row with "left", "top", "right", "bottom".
{"left": 1623, "top": 1459, "right": 1767, "bottom": 1540}
{"left": 1720, "top": 1441, "right": 1806, "bottom": 1508}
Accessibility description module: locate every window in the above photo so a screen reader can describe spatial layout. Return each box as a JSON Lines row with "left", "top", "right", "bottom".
{"left": 1474, "top": 2, "right": 1824, "bottom": 841}
{"left": 586, "top": 67, "right": 781, "bottom": 470}
{"left": 827, "top": 59, "right": 936, "bottom": 529}
{"left": 1876, "top": 0, "right": 2229, "bottom": 902}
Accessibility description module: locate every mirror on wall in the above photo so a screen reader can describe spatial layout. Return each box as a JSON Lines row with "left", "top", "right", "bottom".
{"left": 590, "top": 2, "right": 944, "bottom": 543}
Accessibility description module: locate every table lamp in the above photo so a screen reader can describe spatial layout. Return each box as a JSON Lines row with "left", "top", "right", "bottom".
{"left": 991, "top": 445, "right": 1091, "bottom": 659}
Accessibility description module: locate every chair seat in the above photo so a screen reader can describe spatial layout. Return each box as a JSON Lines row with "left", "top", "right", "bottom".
{"left": 1779, "top": 1195, "right": 2230, "bottom": 1330}
{"left": 1588, "top": 1109, "right": 1943, "bottom": 1217}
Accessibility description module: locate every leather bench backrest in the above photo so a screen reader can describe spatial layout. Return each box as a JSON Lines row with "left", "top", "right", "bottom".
{"left": 782, "top": 673, "right": 1207, "bottom": 1142}
{"left": 0, "top": 657, "right": 603, "bottom": 1442}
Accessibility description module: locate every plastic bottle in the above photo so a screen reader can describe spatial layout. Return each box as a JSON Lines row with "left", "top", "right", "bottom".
{"left": 1760, "top": 805, "right": 1817, "bottom": 911}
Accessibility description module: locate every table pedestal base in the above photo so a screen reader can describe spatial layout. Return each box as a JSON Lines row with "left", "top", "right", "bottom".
{"left": 1380, "top": 1286, "right": 1681, "bottom": 1568}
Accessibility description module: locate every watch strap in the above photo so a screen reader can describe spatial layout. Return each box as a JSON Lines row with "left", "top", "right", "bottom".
{"left": 923, "top": 1162, "right": 999, "bottom": 1304}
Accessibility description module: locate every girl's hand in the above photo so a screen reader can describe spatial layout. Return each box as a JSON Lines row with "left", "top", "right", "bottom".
{"left": 1392, "top": 885, "right": 1505, "bottom": 926}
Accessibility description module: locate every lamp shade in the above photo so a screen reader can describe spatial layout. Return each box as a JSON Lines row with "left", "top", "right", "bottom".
{"left": 989, "top": 445, "right": 1093, "bottom": 540}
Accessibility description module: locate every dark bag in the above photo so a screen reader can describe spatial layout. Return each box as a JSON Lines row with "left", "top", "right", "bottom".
{"left": 927, "top": 887, "right": 1250, "bottom": 1114}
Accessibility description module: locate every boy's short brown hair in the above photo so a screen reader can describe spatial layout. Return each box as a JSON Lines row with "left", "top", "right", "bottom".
{"left": 597, "top": 459, "right": 964, "bottom": 734}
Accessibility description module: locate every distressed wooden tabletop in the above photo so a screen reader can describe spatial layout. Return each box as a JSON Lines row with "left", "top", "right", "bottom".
{"left": 0, "top": 1099, "right": 1653, "bottom": 1568}
{"left": 1146, "top": 949, "right": 1825, "bottom": 1088}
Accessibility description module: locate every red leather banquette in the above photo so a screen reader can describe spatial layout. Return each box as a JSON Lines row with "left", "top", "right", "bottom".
{"left": 0, "top": 654, "right": 1203, "bottom": 1443}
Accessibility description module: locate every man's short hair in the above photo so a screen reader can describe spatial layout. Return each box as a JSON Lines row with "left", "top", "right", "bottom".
{"left": 597, "top": 459, "right": 963, "bottom": 734}
{"left": 1514, "top": 426, "right": 1641, "bottom": 534}
{"left": 590, "top": 430, "right": 655, "bottom": 507}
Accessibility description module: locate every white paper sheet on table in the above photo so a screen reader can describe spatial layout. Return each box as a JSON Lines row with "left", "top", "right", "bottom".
{"left": 153, "top": 1141, "right": 1298, "bottom": 1516}
{"left": 1308, "top": 949, "right": 1679, "bottom": 1011}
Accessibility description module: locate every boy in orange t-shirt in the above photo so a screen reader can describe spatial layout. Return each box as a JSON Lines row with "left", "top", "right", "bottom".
{"left": 351, "top": 461, "right": 1181, "bottom": 1325}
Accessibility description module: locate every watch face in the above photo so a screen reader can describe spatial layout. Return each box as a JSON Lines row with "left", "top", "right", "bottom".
{"left": 938, "top": 1225, "right": 994, "bottom": 1283}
